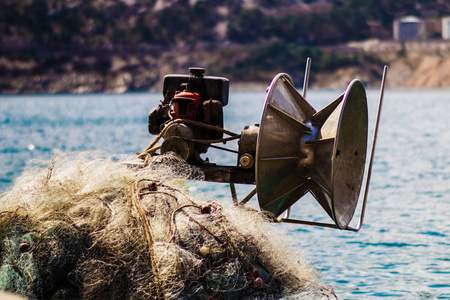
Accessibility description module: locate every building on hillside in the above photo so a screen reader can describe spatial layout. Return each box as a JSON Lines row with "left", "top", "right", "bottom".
{"left": 442, "top": 16, "right": 450, "bottom": 40}
{"left": 393, "top": 16, "right": 426, "bottom": 41}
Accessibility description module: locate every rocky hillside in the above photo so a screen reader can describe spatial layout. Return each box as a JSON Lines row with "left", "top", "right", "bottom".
{"left": 3, "top": 40, "right": 450, "bottom": 93}
{"left": 3, "top": 0, "right": 450, "bottom": 47}
{"left": 1, "top": 0, "right": 450, "bottom": 93}
{"left": 313, "top": 39, "right": 450, "bottom": 89}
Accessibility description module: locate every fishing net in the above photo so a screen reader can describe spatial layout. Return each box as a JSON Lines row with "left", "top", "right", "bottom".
{"left": 0, "top": 151, "right": 337, "bottom": 299}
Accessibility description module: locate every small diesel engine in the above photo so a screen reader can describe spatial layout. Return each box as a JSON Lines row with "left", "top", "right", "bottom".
{"left": 148, "top": 68, "right": 229, "bottom": 163}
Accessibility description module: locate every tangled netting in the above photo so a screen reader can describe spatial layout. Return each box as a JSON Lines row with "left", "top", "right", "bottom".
{"left": 0, "top": 151, "right": 337, "bottom": 300}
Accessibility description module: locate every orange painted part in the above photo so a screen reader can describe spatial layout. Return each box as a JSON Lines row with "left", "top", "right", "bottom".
{"left": 170, "top": 90, "right": 202, "bottom": 120}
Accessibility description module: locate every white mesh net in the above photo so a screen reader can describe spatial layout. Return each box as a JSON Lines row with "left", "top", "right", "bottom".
{"left": 0, "top": 151, "right": 336, "bottom": 299}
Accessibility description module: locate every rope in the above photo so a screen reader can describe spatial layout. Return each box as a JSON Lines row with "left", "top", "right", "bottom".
{"left": 180, "top": 119, "right": 240, "bottom": 137}
{"left": 169, "top": 204, "right": 201, "bottom": 243}
{"left": 137, "top": 119, "right": 241, "bottom": 162}
{"left": 191, "top": 134, "right": 241, "bottom": 144}
{"left": 129, "top": 181, "right": 163, "bottom": 300}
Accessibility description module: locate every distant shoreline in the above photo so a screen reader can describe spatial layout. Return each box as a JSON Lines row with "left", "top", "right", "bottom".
{"left": 2, "top": 40, "right": 450, "bottom": 94}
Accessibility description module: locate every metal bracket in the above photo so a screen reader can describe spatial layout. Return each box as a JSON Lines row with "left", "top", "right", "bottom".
{"left": 279, "top": 65, "right": 388, "bottom": 231}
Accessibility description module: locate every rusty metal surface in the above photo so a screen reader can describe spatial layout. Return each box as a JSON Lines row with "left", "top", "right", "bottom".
{"left": 255, "top": 74, "right": 368, "bottom": 229}
{"left": 200, "top": 165, "right": 255, "bottom": 184}
{"left": 331, "top": 80, "right": 368, "bottom": 228}
{"left": 256, "top": 74, "right": 313, "bottom": 216}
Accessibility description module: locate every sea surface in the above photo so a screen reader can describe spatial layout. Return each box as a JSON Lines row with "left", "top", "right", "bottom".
{"left": 1, "top": 87, "right": 449, "bottom": 299}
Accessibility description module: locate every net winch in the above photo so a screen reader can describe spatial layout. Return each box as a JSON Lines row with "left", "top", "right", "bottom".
{"left": 138, "top": 59, "right": 388, "bottom": 231}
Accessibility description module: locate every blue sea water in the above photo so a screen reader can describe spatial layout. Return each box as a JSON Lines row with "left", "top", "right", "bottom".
{"left": 1, "top": 88, "right": 449, "bottom": 299}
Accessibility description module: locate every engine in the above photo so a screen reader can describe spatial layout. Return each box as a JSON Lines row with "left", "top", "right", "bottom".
{"left": 148, "top": 68, "right": 229, "bottom": 163}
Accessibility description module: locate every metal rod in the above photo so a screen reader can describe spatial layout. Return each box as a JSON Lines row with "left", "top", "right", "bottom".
{"left": 259, "top": 156, "right": 303, "bottom": 161}
{"left": 302, "top": 57, "right": 312, "bottom": 98}
{"left": 239, "top": 188, "right": 257, "bottom": 205}
{"left": 352, "top": 65, "right": 388, "bottom": 231}
{"left": 284, "top": 207, "right": 291, "bottom": 219}
{"left": 230, "top": 183, "right": 238, "bottom": 205}
{"left": 184, "top": 138, "right": 241, "bottom": 154}
{"left": 280, "top": 217, "right": 367, "bottom": 231}
{"left": 280, "top": 218, "right": 339, "bottom": 229}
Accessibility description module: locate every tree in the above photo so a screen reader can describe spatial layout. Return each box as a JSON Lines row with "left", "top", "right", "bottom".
{"left": 226, "top": 8, "right": 267, "bottom": 42}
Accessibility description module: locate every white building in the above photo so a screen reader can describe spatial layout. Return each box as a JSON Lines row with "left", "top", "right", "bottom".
{"left": 393, "top": 16, "right": 426, "bottom": 41}
{"left": 442, "top": 16, "right": 450, "bottom": 40}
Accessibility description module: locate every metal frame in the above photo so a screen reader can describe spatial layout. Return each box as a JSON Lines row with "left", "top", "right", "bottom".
{"left": 280, "top": 65, "right": 388, "bottom": 231}
{"left": 285, "top": 57, "right": 312, "bottom": 220}
{"left": 139, "top": 60, "right": 388, "bottom": 231}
